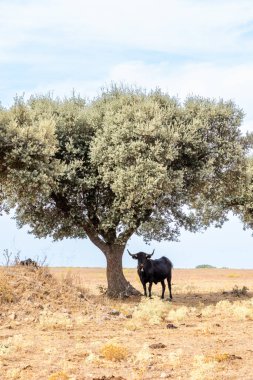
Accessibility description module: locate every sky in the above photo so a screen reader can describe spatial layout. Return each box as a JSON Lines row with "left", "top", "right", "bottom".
{"left": 1, "top": 0, "right": 253, "bottom": 268}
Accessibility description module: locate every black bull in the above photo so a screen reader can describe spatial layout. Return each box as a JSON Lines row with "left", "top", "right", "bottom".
{"left": 20, "top": 258, "right": 38, "bottom": 268}
{"left": 128, "top": 250, "right": 173, "bottom": 299}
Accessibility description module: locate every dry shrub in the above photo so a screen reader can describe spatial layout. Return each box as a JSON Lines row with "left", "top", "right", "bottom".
{"left": 231, "top": 303, "right": 253, "bottom": 320}
{"left": 39, "top": 311, "right": 73, "bottom": 330}
{"left": 125, "top": 320, "right": 142, "bottom": 331}
{"left": 191, "top": 351, "right": 241, "bottom": 379}
{"left": 48, "top": 371, "right": 70, "bottom": 380}
{"left": 201, "top": 298, "right": 253, "bottom": 320}
{"left": 0, "top": 334, "right": 35, "bottom": 359}
{"left": 100, "top": 342, "right": 129, "bottom": 361}
{"left": 195, "top": 322, "right": 216, "bottom": 337}
{"left": 0, "top": 266, "right": 89, "bottom": 323}
{"left": 132, "top": 344, "right": 152, "bottom": 380}
{"left": 85, "top": 352, "right": 101, "bottom": 364}
{"left": 133, "top": 343, "right": 152, "bottom": 364}
{"left": 132, "top": 297, "right": 170, "bottom": 325}
{"left": 0, "top": 272, "right": 15, "bottom": 303}
{"left": 167, "top": 306, "right": 193, "bottom": 322}
{"left": 201, "top": 301, "right": 229, "bottom": 318}
{"left": 167, "top": 349, "right": 183, "bottom": 367}
{"left": 61, "top": 270, "right": 87, "bottom": 291}
{"left": 190, "top": 354, "right": 218, "bottom": 380}
{"left": 131, "top": 298, "right": 194, "bottom": 326}
{"left": 231, "top": 285, "right": 248, "bottom": 296}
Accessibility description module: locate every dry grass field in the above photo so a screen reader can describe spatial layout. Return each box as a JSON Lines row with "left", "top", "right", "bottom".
{"left": 1, "top": 266, "right": 253, "bottom": 380}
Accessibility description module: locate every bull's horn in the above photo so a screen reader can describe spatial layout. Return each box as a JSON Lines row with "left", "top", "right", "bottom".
{"left": 146, "top": 249, "right": 155, "bottom": 258}
{"left": 127, "top": 249, "right": 134, "bottom": 257}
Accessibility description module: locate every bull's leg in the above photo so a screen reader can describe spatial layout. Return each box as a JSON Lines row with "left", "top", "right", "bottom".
{"left": 161, "top": 280, "right": 165, "bottom": 299}
{"left": 148, "top": 282, "right": 153, "bottom": 298}
{"left": 167, "top": 275, "right": 173, "bottom": 300}
{"left": 143, "top": 282, "right": 147, "bottom": 297}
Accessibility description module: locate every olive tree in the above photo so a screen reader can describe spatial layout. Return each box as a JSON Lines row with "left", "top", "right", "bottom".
{"left": 234, "top": 153, "right": 253, "bottom": 229}
{"left": 0, "top": 87, "right": 247, "bottom": 297}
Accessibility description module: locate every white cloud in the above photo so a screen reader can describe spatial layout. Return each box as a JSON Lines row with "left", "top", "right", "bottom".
{"left": 1, "top": 0, "right": 253, "bottom": 62}
{"left": 1, "top": 0, "right": 253, "bottom": 132}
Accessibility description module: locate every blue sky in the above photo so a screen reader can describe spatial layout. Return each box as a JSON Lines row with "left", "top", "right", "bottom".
{"left": 1, "top": 0, "right": 253, "bottom": 268}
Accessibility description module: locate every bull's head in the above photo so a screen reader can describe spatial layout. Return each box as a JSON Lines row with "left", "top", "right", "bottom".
{"left": 128, "top": 249, "right": 155, "bottom": 272}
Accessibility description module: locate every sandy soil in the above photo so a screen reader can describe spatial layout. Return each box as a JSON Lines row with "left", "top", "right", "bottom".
{"left": 1, "top": 267, "right": 253, "bottom": 380}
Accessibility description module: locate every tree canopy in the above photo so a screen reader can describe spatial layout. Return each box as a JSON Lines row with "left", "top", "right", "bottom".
{"left": 0, "top": 86, "right": 248, "bottom": 296}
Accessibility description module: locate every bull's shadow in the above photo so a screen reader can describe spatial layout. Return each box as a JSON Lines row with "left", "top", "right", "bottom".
{"left": 154, "top": 289, "right": 253, "bottom": 307}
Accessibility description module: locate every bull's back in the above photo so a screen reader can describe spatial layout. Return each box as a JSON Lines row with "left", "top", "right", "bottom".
{"left": 152, "top": 257, "right": 173, "bottom": 279}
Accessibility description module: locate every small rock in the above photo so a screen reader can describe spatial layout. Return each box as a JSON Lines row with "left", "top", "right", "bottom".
{"left": 166, "top": 323, "right": 178, "bottom": 329}
{"left": 23, "top": 365, "right": 32, "bottom": 370}
{"left": 229, "top": 354, "right": 242, "bottom": 360}
{"left": 126, "top": 314, "right": 132, "bottom": 319}
{"left": 108, "top": 310, "right": 120, "bottom": 316}
{"left": 149, "top": 343, "right": 166, "bottom": 349}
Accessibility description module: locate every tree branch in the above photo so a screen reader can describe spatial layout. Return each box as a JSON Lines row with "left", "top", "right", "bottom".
{"left": 117, "top": 209, "right": 152, "bottom": 243}
{"left": 83, "top": 222, "right": 108, "bottom": 254}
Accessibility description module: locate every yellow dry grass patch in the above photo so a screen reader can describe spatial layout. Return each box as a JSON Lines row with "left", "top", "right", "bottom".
{"left": 227, "top": 273, "right": 240, "bottom": 278}
{"left": 100, "top": 342, "right": 129, "bottom": 361}
{"left": 205, "top": 353, "right": 235, "bottom": 363}
{"left": 48, "top": 372, "right": 70, "bottom": 380}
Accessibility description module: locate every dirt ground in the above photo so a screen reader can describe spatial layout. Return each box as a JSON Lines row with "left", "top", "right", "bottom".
{"left": 1, "top": 266, "right": 253, "bottom": 380}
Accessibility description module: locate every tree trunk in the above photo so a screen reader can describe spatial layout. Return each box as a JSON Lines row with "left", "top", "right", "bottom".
{"left": 105, "top": 244, "right": 141, "bottom": 298}
{"left": 83, "top": 224, "right": 140, "bottom": 298}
